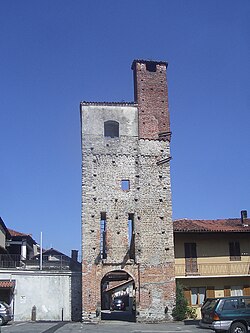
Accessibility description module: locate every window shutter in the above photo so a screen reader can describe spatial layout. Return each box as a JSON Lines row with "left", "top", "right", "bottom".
{"left": 235, "top": 241, "right": 241, "bottom": 260}
{"left": 206, "top": 286, "right": 215, "bottom": 298}
{"left": 243, "top": 286, "right": 250, "bottom": 296}
{"left": 224, "top": 286, "right": 231, "bottom": 296}
{"left": 229, "top": 241, "right": 241, "bottom": 261}
{"left": 229, "top": 242, "right": 234, "bottom": 258}
{"left": 184, "top": 243, "right": 191, "bottom": 258}
{"left": 191, "top": 243, "right": 197, "bottom": 258}
{"left": 184, "top": 289, "right": 191, "bottom": 306}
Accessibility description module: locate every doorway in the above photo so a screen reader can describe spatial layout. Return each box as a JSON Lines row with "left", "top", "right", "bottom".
{"left": 101, "top": 270, "right": 135, "bottom": 322}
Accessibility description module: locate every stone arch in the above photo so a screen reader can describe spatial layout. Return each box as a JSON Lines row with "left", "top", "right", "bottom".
{"left": 101, "top": 269, "right": 136, "bottom": 321}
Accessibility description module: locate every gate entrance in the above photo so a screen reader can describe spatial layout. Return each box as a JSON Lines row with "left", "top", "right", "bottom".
{"left": 101, "top": 270, "right": 135, "bottom": 322}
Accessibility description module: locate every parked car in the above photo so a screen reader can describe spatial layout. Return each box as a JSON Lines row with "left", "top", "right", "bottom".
{"left": 0, "top": 301, "right": 13, "bottom": 326}
{"left": 111, "top": 298, "right": 125, "bottom": 311}
{"left": 200, "top": 296, "right": 250, "bottom": 333}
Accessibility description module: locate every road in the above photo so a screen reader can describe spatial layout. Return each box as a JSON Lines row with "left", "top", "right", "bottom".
{"left": 0, "top": 320, "right": 213, "bottom": 333}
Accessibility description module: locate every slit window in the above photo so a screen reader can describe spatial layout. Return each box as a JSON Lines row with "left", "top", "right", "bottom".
{"left": 100, "top": 212, "right": 107, "bottom": 259}
{"left": 121, "top": 180, "right": 130, "bottom": 191}
{"left": 128, "top": 213, "right": 135, "bottom": 260}
{"left": 104, "top": 120, "right": 119, "bottom": 138}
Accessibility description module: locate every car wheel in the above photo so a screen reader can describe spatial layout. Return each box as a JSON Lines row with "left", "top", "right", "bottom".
{"left": 230, "top": 322, "right": 247, "bottom": 333}
{"left": 0, "top": 316, "right": 4, "bottom": 326}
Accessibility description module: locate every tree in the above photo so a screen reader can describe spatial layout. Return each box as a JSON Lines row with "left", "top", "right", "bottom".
{"left": 172, "top": 282, "right": 188, "bottom": 321}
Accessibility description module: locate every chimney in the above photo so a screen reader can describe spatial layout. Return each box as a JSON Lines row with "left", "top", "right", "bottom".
{"left": 241, "top": 210, "right": 248, "bottom": 225}
{"left": 71, "top": 250, "right": 78, "bottom": 262}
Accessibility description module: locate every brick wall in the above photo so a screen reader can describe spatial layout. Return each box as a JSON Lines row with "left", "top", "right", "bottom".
{"left": 132, "top": 60, "right": 171, "bottom": 141}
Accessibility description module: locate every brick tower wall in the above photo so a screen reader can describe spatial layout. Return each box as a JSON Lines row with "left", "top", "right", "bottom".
{"left": 132, "top": 60, "right": 171, "bottom": 141}
{"left": 80, "top": 60, "right": 175, "bottom": 323}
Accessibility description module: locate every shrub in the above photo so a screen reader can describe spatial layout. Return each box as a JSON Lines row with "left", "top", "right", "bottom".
{"left": 186, "top": 306, "right": 197, "bottom": 319}
{"left": 172, "top": 283, "right": 188, "bottom": 321}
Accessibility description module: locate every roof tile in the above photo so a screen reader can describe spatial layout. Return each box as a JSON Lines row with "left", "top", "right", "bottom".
{"left": 173, "top": 218, "right": 250, "bottom": 233}
{"left": 0, "top": 280, "right": 15, "bottom": 288}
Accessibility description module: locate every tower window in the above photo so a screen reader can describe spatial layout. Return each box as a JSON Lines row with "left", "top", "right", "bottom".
{"left": 128, "top": 213, "right": 135, "bottom": 260}
{"left": 146, "top": 62, "right": 157, "bottom": 72}
{"left": 104, "top": 120, "right": 119, "bottom": 138}
{"left": 100, "top": 212, "right": 107, "bottom": 259}
{"left": 121, "top": 180, "right": 130, "bottom": 191}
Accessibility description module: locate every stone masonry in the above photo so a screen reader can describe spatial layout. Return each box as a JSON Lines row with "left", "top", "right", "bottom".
{"left": 80, "top": 60, "right": 175, "bottom": 322}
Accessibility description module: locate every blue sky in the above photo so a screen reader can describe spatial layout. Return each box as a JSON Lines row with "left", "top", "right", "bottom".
{"left": 1, "top": 0, "right": 249, "bottom": 256}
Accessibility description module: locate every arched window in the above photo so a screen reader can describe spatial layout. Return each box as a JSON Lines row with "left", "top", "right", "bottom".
{"left": 104, "top": 120, "right": 119, "bottom": 138}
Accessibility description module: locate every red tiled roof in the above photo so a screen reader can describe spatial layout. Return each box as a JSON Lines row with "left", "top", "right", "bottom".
{"left": 0, "top": 280, "right": 15, "bottom": 288}
{"left": 8, "top": 229, "right": 30, "bottom": 237}
{"left": 173, "top": 218, "right": 250, "bottom": 233}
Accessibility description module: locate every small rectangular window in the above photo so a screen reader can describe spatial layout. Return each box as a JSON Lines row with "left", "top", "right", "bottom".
{"left": 231, "top": 286, "right": 243, "bottom": 296}
{"left": 191, "top": 287, "right": 206, "bottom": 305}
{"left": 121, "top": 180, "right": 130, "bottom": 191}
{"left": 146, "top": 62, "right": 157, "bottom": 72}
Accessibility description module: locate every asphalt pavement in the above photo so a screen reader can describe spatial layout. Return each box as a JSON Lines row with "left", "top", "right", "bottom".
{"left": 0, "top": 320, "right": 213, "bottom": 333}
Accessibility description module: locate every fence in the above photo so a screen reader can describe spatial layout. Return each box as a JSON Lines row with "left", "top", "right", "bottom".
{"left": 0, "top": 254, "right": 73, "bottom": 270}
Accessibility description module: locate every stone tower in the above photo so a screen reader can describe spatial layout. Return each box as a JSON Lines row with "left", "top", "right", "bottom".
{"left": 80, "top": 60, "right": 175, "bottom": 322}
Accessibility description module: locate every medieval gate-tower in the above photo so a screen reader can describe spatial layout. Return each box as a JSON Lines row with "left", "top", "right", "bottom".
{"left": 80, "top": 59, "right": 175, "bottom": 322}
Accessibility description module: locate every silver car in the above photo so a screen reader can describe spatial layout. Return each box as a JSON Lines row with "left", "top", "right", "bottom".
{"left": 0, "top": 301, "right": 13, "bottom": 326}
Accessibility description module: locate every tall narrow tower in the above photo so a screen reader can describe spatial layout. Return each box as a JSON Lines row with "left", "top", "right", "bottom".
{"left": 80, "top": 60, "right": 175, "bottom": 322}
{"left": 132, "top": 60, "right": 171, "bottom": 141}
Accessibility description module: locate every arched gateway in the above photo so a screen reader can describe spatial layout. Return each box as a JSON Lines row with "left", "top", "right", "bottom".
{"left": 101, "top": 270, "right": 135, "bottom": 321}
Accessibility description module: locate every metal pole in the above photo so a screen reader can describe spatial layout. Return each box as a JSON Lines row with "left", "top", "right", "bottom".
{"left": 40, "top": 232, "right": 42, "bottom": 270}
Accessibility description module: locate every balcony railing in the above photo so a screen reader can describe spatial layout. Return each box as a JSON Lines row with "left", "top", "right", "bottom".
{"left": 175, "top": 262, "right": 250, "bottom": 277}
{"left": 0, "top": 254, "right": 80, "bottom": 271}
{"left": 0, "top": 254, "right": 25, "bottom": 268}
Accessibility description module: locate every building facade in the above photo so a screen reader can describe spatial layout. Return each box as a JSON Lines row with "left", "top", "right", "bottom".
{"left": 0, "top": 269, "right": 81, "bottom": 322}
{"left": 0, "top": 219, "right": 82, "bottom": 322}
{"left": 80, "top": 60, "right": 175, "bottom": 322}
{"left": 174, "top": 211, "right": 250, "bottom": 318}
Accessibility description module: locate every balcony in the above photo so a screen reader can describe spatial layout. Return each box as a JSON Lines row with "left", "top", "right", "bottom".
{"left": 175, "top": 262, "right": 250, "bottom": 277}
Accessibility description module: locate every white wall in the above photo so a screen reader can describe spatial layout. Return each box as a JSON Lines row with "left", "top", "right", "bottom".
{"left": 0, "top": 270, "right": 81, "bottom": 321}
{"left": 81, "top": 104, "right": 138, "bottom": 137}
